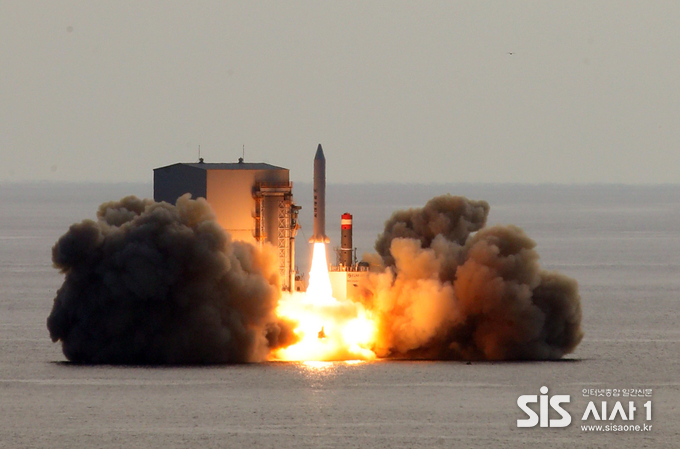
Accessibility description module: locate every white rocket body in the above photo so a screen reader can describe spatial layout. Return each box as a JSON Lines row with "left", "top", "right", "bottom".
{"left": 310, "top": 144, "right": 330, "bottom": 243}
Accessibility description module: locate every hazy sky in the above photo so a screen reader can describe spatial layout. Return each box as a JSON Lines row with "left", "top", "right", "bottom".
{"left": 1, "top": 1, "right": 679, "bottom": 184}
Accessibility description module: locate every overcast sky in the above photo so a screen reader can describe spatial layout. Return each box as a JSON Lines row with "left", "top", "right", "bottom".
{"left": 1, "top": 1, "right": 679, "bottom": 184}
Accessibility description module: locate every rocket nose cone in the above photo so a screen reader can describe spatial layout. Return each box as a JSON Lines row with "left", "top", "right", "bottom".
{"left": 314, "top": 144, "right": 325, "bottom": 160}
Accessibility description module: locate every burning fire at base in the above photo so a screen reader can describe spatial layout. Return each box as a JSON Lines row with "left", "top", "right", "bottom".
{"left": 272, "top": 243, "right": 377, "bottom": 362}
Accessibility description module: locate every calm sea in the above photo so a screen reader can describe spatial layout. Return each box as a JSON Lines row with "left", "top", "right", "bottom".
{"left": 1, "top": 182, "right": 678, "bottom": 448}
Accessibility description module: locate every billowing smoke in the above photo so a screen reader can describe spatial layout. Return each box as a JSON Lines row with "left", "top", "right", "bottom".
{"left": 361, "top": 194, "right": 583, "bottom": 361}
{"left": 47, "top": 195, "right": 296, "bottom": 364}
{"left": 375, "top": 195, "right": 490, "bottom": 267}
{"left": 48, "top": 192, "right": 582, "bottom": 364}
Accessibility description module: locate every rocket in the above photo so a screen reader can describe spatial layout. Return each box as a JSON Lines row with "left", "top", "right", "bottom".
{"left": 310, "top": 144, "right": 330, "bottom": 243}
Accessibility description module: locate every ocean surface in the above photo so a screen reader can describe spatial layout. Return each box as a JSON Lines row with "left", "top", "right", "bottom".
{"left": 0, "top": 182, "right": 678, "bottom": 448}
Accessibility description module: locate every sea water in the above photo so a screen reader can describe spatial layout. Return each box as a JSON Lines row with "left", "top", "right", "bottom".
{"left": 0, "top": 183, "right": 678, "bottom": 448}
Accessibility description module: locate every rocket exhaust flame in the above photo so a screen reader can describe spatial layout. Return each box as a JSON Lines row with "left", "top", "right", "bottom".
{"left": 304, "top": 243, "right": 334, "bottom": 305}
{"left": 272, "top": 242, "right": 377, "bottom": 362}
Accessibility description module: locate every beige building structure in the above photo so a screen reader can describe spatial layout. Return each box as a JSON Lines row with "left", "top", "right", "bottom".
{"left": 153, "top": 159, "right": 300, "bottom": 291}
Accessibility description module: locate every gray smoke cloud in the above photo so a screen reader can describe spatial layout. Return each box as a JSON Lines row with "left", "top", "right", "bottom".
{"left": 361, "top": 194, "right": 583, "bottom": 361}
{"left": 47, "top": 195, "right": 296, "bottom": 364}
{"left": 375, "top": 195, "right": 490, "bottom": 267}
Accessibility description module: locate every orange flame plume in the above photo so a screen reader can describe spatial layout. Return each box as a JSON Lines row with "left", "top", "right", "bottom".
{"left": 272, "top": 243, "right": 376, "bottom": 362}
